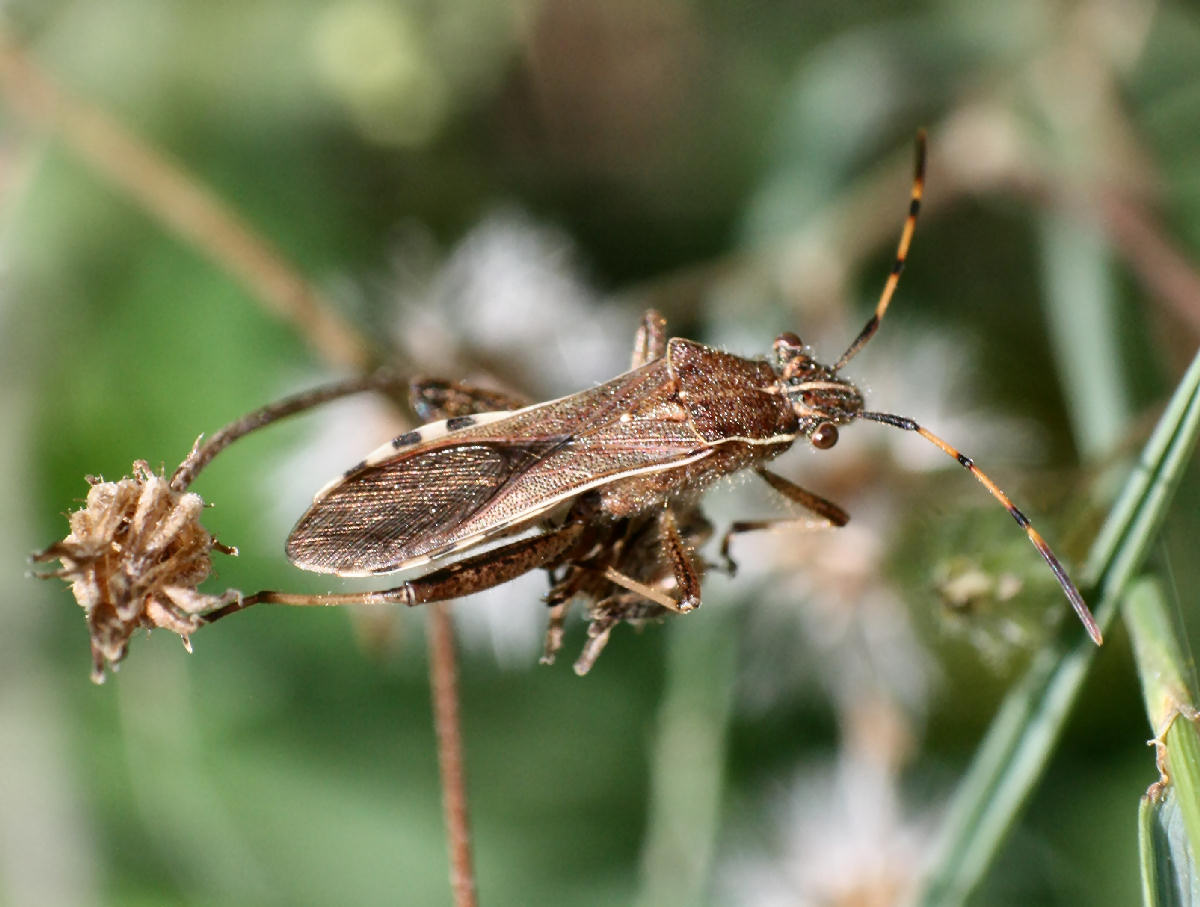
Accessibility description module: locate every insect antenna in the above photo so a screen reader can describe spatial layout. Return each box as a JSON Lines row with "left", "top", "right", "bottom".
{"left": 860, "top": 410, "right": 1102, "bottom": 645}
{"left": 833, "top": 130, "right": 927, "bottom": 373}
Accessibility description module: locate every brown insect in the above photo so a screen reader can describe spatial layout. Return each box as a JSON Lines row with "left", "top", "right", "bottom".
{"left": 271, "top": 132, "right": 1102, "bottom": 660}
{"left": 318, "top": 321, "right": 723, "bottom": 675}
{"left": 409, "top": 324, "right": 725, "bottom": 674}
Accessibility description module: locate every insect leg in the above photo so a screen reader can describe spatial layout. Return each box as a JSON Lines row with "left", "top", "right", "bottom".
{"left": 754, "top": 468, "right": 851, "bottom": 526}
{"left": 656, "top": 506, "right": 702, "bottom": 612}
{"left": 540, "top": 601, "right": 569, "bottom": 665}
{"left": 408, "top": 376, "right": 530, "bottom": 422}
{"left": 631, "top": 309, "right": 668, "bottom": 368}
{"left": 400, "top": 522, "right": 586, "bottom": 605}
{"left": 574, "top": 613, "right": 620, "bottom": 676}
{"left": 589, "top": 509, "right": 701, "bottom": 613}
{"left": 601, "top": 566, "right": 680, "bottom": 610}
{"left": 718, "top": 468, "right": 850, "bottom": 572}
{"left": 171, "top": 368, "right": 409, "bottom": 490}
{"left": 229, "top": 522, "right": 585, "bottom": 614}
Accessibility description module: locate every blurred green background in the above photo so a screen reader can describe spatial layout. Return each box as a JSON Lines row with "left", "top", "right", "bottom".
{"left": 4, "top": 1, "right": 1200, "bottom": 904}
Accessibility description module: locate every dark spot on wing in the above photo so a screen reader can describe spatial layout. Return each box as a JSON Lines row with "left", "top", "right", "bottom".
{"left": 446, "top": 415, "right": 476, "bottom": 431}
{"left": 392, "top": 430, "right": 421, "bottom": 449}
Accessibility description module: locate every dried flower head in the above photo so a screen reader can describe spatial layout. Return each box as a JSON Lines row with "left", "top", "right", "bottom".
{"left": 32, "top": 372, "right": 408, "bottom": 683}
{"left": 33, "top": 460, "right": 238, "bottom": 683}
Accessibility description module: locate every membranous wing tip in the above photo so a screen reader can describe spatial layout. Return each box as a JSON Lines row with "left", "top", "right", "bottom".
{"left": 287, "top": 437, "right": 567, "bottom": 576}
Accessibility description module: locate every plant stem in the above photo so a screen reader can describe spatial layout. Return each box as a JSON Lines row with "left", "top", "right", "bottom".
{"left": 916, "top": 347, "right": 1200, "bottom": 905}
{"left": 0, "top": 29, "right": 377, "bottom": 372}
{"left": 428, "top": 604, "right": 477, "bottom": 907}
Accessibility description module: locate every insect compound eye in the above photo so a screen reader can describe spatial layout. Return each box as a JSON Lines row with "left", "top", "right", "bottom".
{"left": 811, "top": 422, "right": 839, "bottom": 450}
{"left": 773, "top": 332, "right": 805, "bottom": 360}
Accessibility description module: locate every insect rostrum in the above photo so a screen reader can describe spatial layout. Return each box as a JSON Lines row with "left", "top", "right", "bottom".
{"left": 279, "top": 132, "right": 1102, "bottom": 664}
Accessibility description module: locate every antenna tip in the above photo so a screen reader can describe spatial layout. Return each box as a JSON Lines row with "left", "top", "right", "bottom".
{"left": 1045, "top": 567, "right": 1102, "bottom": 645}
{"left": 1073, "top": 595, "right": 1103, "bottom": 646}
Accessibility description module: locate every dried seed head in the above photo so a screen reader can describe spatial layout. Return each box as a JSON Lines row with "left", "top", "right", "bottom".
{"left": 33, "top": 460, "right": 238, "bottom": 683}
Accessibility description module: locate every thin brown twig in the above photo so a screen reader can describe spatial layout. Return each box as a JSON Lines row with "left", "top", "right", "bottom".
{"left": 1007, "top": 171, "right": 1200, "bottom": 341}
{"left": 1095, "top": 191, "right": 1200, "bottom": 338}
{"left": 428, "top": 604, "right": 478, "bottom": 907}
{"left": 0, "top": 30, "right": 377, "bottom": 372}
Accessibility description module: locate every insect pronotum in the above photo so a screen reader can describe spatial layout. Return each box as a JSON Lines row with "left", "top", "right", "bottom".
{"left": 258, "top": 131, "right": 1103, "bottom": 653}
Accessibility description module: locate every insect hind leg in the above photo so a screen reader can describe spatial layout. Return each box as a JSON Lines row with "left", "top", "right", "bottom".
{"left": 400, "top": 522, "right": 587, "bottom": 606}
{"left": 227, "top": 522, "right": 585, "bottom": 614}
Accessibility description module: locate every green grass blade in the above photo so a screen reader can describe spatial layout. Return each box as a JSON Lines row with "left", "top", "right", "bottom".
{"left": 1128, "top": 576, "right": 1200, "bottom": 906}
{"left": 634, "top": 607, "right": 739, "bottom": 907}
{"left": 1164, "top": 719, "right": 1200, "bottom": 868}
{"left": 1140, "top": 785, "right": 1200, "bottom": 907}
{"left": 1139, "top": 791, "right": 1163, "bottom": 907}
{"left": 1037, "top": 210, "right": 1128, "bottom": 456}
{"left": 915, "top": 347, "right": 1200, "bottom": 907}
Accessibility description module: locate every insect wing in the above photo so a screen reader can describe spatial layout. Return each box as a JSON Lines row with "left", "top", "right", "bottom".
{"left": 287, "top": 438, "right": 563, "bottom": 574}
{"left": 287, "top": 358, "right": 710, "bottom": 576}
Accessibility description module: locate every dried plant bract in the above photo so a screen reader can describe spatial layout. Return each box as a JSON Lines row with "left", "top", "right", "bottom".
{"left": 33, "top": 372, "right": 408, "bottom": 681}
{"left": 33, "top": 460, "right": 237, "bottom": 683}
